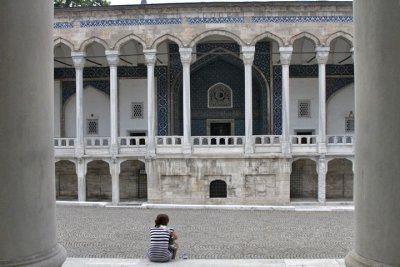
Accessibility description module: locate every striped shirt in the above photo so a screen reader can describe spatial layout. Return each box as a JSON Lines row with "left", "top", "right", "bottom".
{"left": 148, "top": 226, "right": 173, "bottom": 262}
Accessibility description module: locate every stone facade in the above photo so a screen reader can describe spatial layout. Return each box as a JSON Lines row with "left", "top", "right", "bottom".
{"left": 53, "top": 1, "right": 355, "bottom": 205}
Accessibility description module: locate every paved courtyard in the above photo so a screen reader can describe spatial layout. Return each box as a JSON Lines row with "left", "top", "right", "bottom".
{"left": 56, "top": 206, "right": 354, "bottom": 259}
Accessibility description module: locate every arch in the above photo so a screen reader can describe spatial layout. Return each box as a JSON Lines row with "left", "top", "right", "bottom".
{"left": 289, "top": 32, "right": 321, "bottom": 46}
{"left": 119, "top": 160, "right": 147, "bottom": 201}
{"left": 54, "top": 37, "right": 75, "bottom": 51}
{"left": 251, "top": 32, "right": 284, "bottom": 47}
{"left": 290, "top": 159, "right": 318, "bottom": 200}
{"left": 151, "top": 34, "right": 183, "bottom": 49}
{"left": 55, "top": 160, "right": 78, "bottom": 200}
{"left": 326, "top": 158, "right": 353, "bottom": 200}
{"left": 325, "top": 31, "right": 354, "bottom": 47}
{"left": 114, "top": 33, "right": 147, "bottom": 51}
{"left": 209, "top": 180, "right": 227, "bottom": 198}
{"left": 189, "top": 30, "right": 245, "bottom": 48}
{"left": 79, "top": 36, "right": 109, "bottom": 52}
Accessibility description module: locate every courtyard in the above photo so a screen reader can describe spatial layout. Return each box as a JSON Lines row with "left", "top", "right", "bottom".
{"left": 56, "top": 205, "right": 353, "bottom": 259}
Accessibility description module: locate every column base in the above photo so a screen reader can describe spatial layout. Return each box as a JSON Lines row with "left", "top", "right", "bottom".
{"left": 345, "top": 250, "right": 396, "bottom": 267}
{"left": 0, "top": 244, "right": 67, "bottom": 267}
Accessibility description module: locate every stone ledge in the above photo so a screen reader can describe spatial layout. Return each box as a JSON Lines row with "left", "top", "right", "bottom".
{"left": 63, "top": 258, "right": 345, "bottom": 267}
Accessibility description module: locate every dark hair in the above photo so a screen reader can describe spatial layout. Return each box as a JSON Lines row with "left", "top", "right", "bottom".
{"left": 155, "top": 214, "right": 169, "bottom": 227}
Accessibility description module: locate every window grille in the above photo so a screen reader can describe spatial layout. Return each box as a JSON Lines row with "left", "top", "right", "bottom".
{"left": 208, "top": 83, "right": 233, "bottom": 108}
{"left": 345, "top": 114, "right": 355, "bottom": 133}
{"left": 209, "top": 180, "right": 227, "bottom": 198}
{"left": 131, "top": 102, "right": 144, "bottom": 119}
{"left": 86, "top": 119, "right": 98, "bottom": 135}
{"left": 298, "top": 100, "right": 311, "bottom": 118}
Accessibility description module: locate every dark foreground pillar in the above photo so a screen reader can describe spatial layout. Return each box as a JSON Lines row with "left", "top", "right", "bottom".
{"left": 0, "top": 0, "right": 67, "bottom": 266}
{"left": 345, "top": 1, "right": 400, "bottom": 266}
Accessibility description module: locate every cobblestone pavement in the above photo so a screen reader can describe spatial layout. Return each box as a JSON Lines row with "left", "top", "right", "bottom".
{"left": 56, "top": 206, "right": 354, "bottom": 259}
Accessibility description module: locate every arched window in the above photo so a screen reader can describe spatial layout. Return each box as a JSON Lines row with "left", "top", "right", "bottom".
{"left": 210, "top": 180, "right": 227, "bottom": 198}
{"left": 208, "top": 83, "right": 233, "bottom": 108}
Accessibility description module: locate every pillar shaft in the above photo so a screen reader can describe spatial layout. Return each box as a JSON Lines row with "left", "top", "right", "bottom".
{"left": 317, "top": 157, "right": 327, "bottom": 204}
{"left": 316, "top": 47, "right": 329, "bottom": 153}
{"left": 0, "top": 0, "right": 66, "bottom": 266}
{"left": 279, "top": 47, "right": 293, "bottom": 154}
{"left": 110, "top": 160, "right": 120, "bottom": 205}
{"left": 242, "top": 47, "right": 255, "bottom": 154}
{"left": 71, "top": 52, "right": 86, "bottom": 157}
{"left": 144, "top": 49, "right": 157, "bottom": 155}
{"left": 106, "top": 50, "right": 120, "bottom": 155}
{"left": 345, "top": 1, "right": 400, "bottom": 266}
{"left": 179, "top": 48, "right": 193, "bottom": 153}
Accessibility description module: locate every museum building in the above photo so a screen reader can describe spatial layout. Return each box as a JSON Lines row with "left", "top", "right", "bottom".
{"left": 53, "top": 1, "right": 355, "bottom": 205}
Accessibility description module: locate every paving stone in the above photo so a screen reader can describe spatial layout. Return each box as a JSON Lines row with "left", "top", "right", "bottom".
{"left": 56, "top": 206, "right": 354, "bottom": 259}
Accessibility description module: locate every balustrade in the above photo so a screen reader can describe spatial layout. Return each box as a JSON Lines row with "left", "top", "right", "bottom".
{"left": 85, "top": 137, "right": 110, "bottom": 147}
{"left": 253, "top": 135, "right": 281, "bottom": 145}
{"left": 156, "top": 136, "right": 183, "bottom": 145}
{"left": 192, "top": 136, "right": 244, "bottom": 146}
{"left": 291, "top": 135, "right": 318, "bottom": 145}
{"left": 54, "top": 138, "right": 76, "bottom": 147}
{"left": 119, "top": 136, "right": 147, "bottom": 147}
{"left": 327, "top": 135, "right": 354, "bottom": 145}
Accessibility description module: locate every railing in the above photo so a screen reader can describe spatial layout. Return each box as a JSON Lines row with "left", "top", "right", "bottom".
{"left": 327, "top": 135, "right": 354, "bottom": 145}
{"left": 192, "top": 136, "right": 244, "bottom": 146}
{"left": 85, "top": 137, "right": 110, "bottom": 147}
{"left": 253, "top": 135, "right": 282, "bottom": 153}
{"left": 119, "top": 136, "right": 147, "bottom": 147}
{"left": 253, "top": 135, "right": 281, "bottom": 145}
{"left": 290, "top": 135, "right": 318, "bottom": 145}
{"left": 54, "top": 138, "right": 76, "bottom": 148}
{"left": 156, "top": 136, "right": 183, "bottom": 145}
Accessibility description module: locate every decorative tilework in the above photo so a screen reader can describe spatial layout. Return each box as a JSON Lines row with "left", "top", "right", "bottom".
{"left": 188, "top": 17, "right": 244, "bottom": 24}
{"left": 171, "top": 43, "right": 268, "bottom": 136}
{"left": 54, "top": 22, "right": 74, "bottom": 29}
{"left": 272, "top": 65, "right": 282, "bottom": 135}
{"left": 326, "top": 78, "right": 354, "bottom": 100}
{"left": 80, "top": 18, "right": 182, "bottom": 28}
{"left": 56, "top": 65, "right": 168, "bottom": 135}
{"left": 326, "top": 64, "right": 354, "bottom": 76}
{"left": 62, "top": 80, "right": 110, "bottom": 105}
{"left": 290, "top": 65, "right": 318, "bottom": 77}
{"left": 252, "top": 16, "right": 353, "bottom": 24}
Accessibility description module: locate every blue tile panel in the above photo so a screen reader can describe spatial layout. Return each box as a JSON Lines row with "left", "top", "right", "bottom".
{"left": 272, "top": 65, "right": 282, "bottom": 135}
{"left": 252, "top": 16, "right": 353, "bottom": 23}
{"left": 54, "top": 22, "right": 74, "bottom": 29}
{"left": 170, "top": 43, "right": 268, "bottom": 136}
{"left": 80, "top": 18, "right": 182, "bottom": 28}
{"left": 188, "top": 17, "right": 244, "bottom": 24}
{"left": 56, "top": 66, "right": 168, "bottom": 135}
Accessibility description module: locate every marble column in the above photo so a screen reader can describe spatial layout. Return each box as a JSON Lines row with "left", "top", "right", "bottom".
{"left": 317, "top": 157, "right": 327, "bottom": 204}
{"left": 279, "top": 47, "right": 293, "bottom": 154}
{"left": 0, "top": 0, "right": 67, "bottom": 266}
{"left": 242, "top": 46, "right": 255, "bottom": 154}
{"left": 345, "top": 1, "right": 400, "bottom": 266}
{"left": 144, "top": 49, "right": 157, "bottom": 155}
{"left": 106, "top": 50, "right": 120, "bottom": 156}
{"left": 110, "top": 159, "right": 120, "bottom": 205}
{"left": 76, "top": 159, "right": 86, "bottom": 202}
{"left": 316, "top": 47, "right": 329, "bottom": 154}
{"left": 71, "top": 51, "right": 86, "bottom": 157}
{"left": 179, "top": 48, "right": 193, "bottom": 154}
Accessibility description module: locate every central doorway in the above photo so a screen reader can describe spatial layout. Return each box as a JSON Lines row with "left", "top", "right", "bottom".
{"left": 207, "top": 119, "right": 234, "bottom": 136}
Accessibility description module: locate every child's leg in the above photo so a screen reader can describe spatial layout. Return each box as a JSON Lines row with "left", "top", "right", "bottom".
{"left": 171, "top": 241, "right": 179, "bottom": 259}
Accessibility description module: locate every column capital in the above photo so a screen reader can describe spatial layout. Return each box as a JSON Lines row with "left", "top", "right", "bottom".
{"left": 143, "top": 49, "right": 157, "bottom": 66}
{"left": 71, "top": 51, "right": 86, "bottom": 68}
{"left": 279, "top": 46, "right": 293, "bottom": 65}
{"left": 241, "top": 46, "right": 255, "bottom": 65}
{"left": 316, "top": 47, "right": 330, "bottom": 64}
{"left": 179, "top": 47, "right": 193, "bottom": 65}
{"left": 106, "top": 50, "right": 120, "bottom": 66}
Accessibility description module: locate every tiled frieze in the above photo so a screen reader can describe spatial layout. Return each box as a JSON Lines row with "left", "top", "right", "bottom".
{"left": 252, "top": 16, "right": 353, "bottom": 24}
{"left": 80, "top": 18, "right": 182, "bottom": 28}
{"left": 54, "top": 16, "right": 353, "bottom": 29}
{"left": 272, "top": 65, "right": 282, "bottom": 135}
{"left": 62, "top": 80, "right": 110, "bottom": 105}
{"left": 54, "top": 22, "right": 74, "bottom": 29}
{"left": 188, "top": 16, "right": 244, "bottom": 25}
